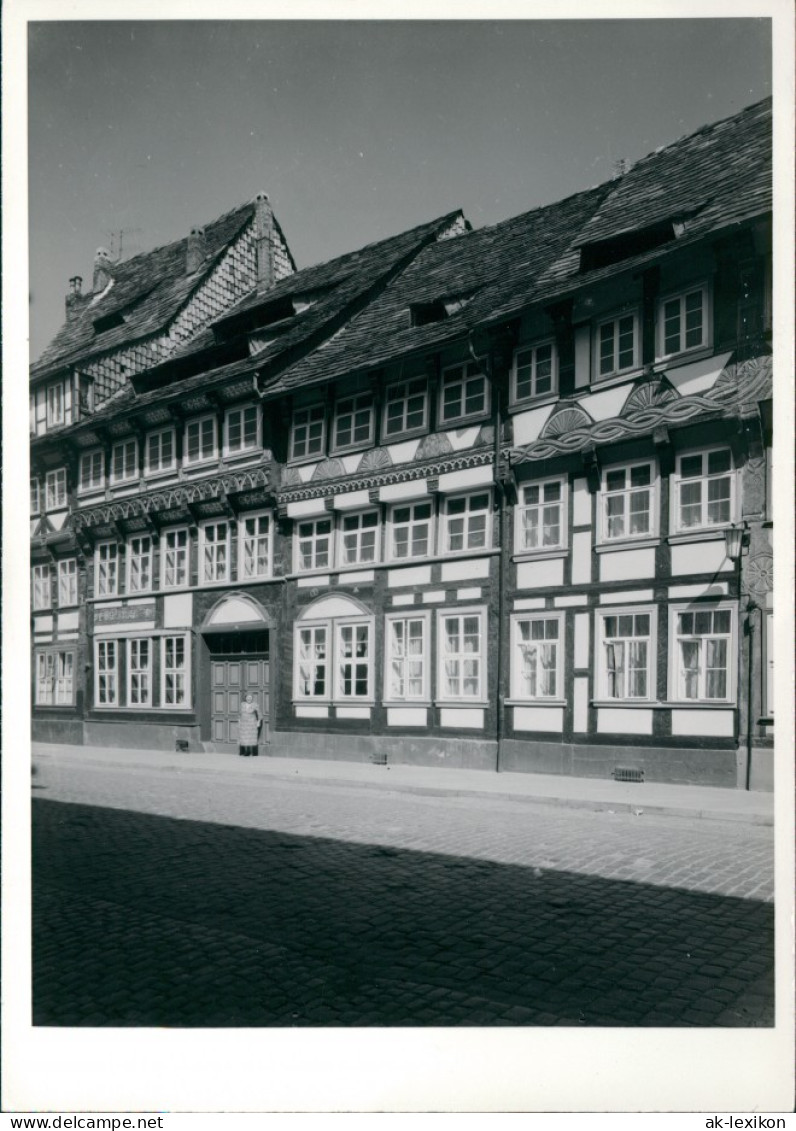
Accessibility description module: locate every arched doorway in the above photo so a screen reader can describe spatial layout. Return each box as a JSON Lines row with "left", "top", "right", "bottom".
{"left": 201, "top": 594, "right": 272, "bottom": 749}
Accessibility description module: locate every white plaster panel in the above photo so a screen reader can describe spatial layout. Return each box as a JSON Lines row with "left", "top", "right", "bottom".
{"left": 339, "top": 570, "right": 375, "bottom": 584}
{"left": 34, "top": 635, "right": 53, "bottom": 643}
{"left": 385, "top": 439, "right": 421, "bottom": 465}
{"left": 572, "top": 478, "right": 592, "bottom": 527}
{"left": 437, "top": 464, "right": 494, "bottom": 493}
{"left": 57, "top": 611, "right": 80, "bottom": 631}
{"left": 125, "top": 598, "right": 154, "bottom": 607}
{"left": 599, "top": 548, "right": 656, "bottom": 582}
{"left": 671, "top": 710, "right": 735, "bottom": 737}
{"left": 380, "top": 478, "right": 428, "bottom": 503}
{"left": 391, "top": 594, "right": 416, "bottom": 606}
{"left": 95, "top": 621, "right": 155, "bottom": 635}
{"left": 94, "top": 600, "right": 122, "bottom": 608}
{"left": 387, "top": 707, "right": 428, "bottom": 727}
{"left": 597, "top": 708, "right": 654, "bottom": 735}
{"left": 297, "top": 575, "right": 330, "bottom": 588}
{"left": 298, "top": 595, "right": 364, "bottom": 619}
{"left": 665, "top": 351, "right": 731, "bottom": 396}
{"left": 577, "top": 383, "right": 632, "bottom": 422}
{"left": 57, "top": 633, "right": 79, "bottom": 642}
{"left": 668, "top": 582, "right": 729, "bottom": 599}
{"left": 599, "top": 589, "right": 654, "bottom": 604}
{"left": 163, "top": 593, "right": 194, "bottom": 628}
{"left": 554, "top": 594, "right": 588, "bottom": 607}
{"left": 574, "top": 613, "right": 590, "bottom": 669}
{"left": 511, "top": 404, "right": 556, "bottom": 446}
{"left": 574, "top": 324, "right": 591, "bottom": 388}
{"left": 571, "top": 530, "right": 592, "bottom": 584}
{"left": 516, "top": 558, "right": 564, "bottom": 589}
{"left": 513, "top": 706, "right": 564, "bottom": 733}
{"left": 206, "top": 596, "right": 263, "bottom": 626}
{"left": 34, "top": 615, "right": 54, "bottom": 634}
{"left": 295, "top": 705, "right": 329, "bottom": 719}
{"left": 440, "top": 707, "right": 485, "bottom": 729}
{"left": 514, "top": 597, "right": 546, "bottom": 610}
{"left": 340, "top": 454, "right": 363, "bottom": 474}
{"left": 457, "top": 587, "right": 482, "bottom": 600}
{"left": 336, "top": 706, "right": 371, "bottom": 720}
{"left": 446, "top": 426, "right": 481, "bottom": 451}
{"left": 287, "top": 497, "right": 328, "bottom": 518}
{"left": 422, "top": 591, "right": 446, "bottom": 604}
{"left": 670, "top": 540, "right": 732, "bottom": 575}
{"left": 333, "top": 489, "right": 371, "bottom": 510}
{"left": 573, "top": 677, "right": 589, "bottom": 732}
{"left": 296, "top": 463, "right": 319, "bottom": 484}
{"left": 387, "top": 565, "right": 432, "bottom": 589}
{"left": 48, "top": 512, "right": 68, "bottom": 532}
{"left": 441, "top": 557, "right": 490, "bottom": 582}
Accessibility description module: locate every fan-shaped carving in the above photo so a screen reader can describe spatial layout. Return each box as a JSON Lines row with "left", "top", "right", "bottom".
{"left": 359, "top": 447, "right": 392, "bottom": 472}
{"left": 475, "top": 424, "right": 495, "bottom": 448}
{"left": 541, "top": 405, "right": 592, "bottom": 438}
{"left": 282, "top": 466, "right": 302, "bottom": 487}
{"left": 312, "top": 457, "right": 345, "bottom": 481}
{"left": 415, "top": 432, "right": 452, "bottom": 459}
{"left": 624, "top": 378, "right": 678, "bottom": 414}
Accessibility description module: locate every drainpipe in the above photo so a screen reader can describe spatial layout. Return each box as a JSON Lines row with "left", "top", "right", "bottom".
{"left": 744, "top": 599, "right": 759, "bottom": 791}
{"left": 494, "top": 385, "right": 507, "bottom": 774}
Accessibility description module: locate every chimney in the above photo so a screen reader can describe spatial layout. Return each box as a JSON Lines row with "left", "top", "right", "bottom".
{"left": 186, "top": 226, "right": 206, "bottom": 274}
{"left": 65, "top": 276, "right": 89, "bottom": 323}
{"left": 93, "top": 247, "right": 115, "bottom": 294}
{"left": 254, "top": 192, "right": 275, "bottom": 290}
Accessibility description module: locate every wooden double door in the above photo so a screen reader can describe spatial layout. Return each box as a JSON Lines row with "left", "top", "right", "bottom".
{"left": 208, "top": 631, "right": 270, "bottom": 747}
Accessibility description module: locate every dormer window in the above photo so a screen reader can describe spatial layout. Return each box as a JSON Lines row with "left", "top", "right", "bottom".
{"left": 411, "top": 302, "right": 448, "bottom": 327}
{"left": 92, "top": 310, "right": 125, "bottom": 334}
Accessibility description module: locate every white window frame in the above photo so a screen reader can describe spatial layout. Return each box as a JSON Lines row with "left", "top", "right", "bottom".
{"left": 95, "top": 639, "right": 119, "bottom": 707}
{"left": 127, "top": 638, "right": 153, "bottom": 708}
{"left": 293, "top": 616, "right": 375, "bottom": 705}
{"left": 145, "top": 427, "right": 176, "bottom": 476}
{"left": 45, "top": 468, "right": 67, "bottom": 511}
{"left": 295, "top": 515, "right": 334, "bottom": 573}
{"left": 79, "top": 449, "right": 105, "bottom": 493}
{"left": 338, "top": 509, "right": 380, "bottom": 567}
{"left": 238, "top": 511, "right": 273, "bottom": 580}
{"left": 595, "top": 606, "right": 657, "bottom": 703}
{"left": 332, "top": 393, "right": 375, "bottom": 453}
{"left": 657, "top": 283, "right": 710, "bottom": 361}
{"left": 35, "top": 649, "right": 75, "bottom": 706}
{"left": 437, "top": 607, "right": 488, "bottom": 704}
{"left": 439, "top": 361, "right": 489, "bottom": 425}
{"left": 184, "top": 415, "right": 218, "bottom": 466}
{"left": 127, "top": 534, "right": 153, "bottom": 594}
{"left": 224, "top": 404, "right": 261, "bottom": 457}
{"left": 512, "top": 341, "right": 557, "bottom": 403}
{"left": 110, "top": 438, "right": 139, "bottom": 485}
{"left": 383, "top": 611, "right": 431, "bottom": 704}
{"left": 199, "top": 520, "right": 231, "bottom": 585}
{"left": 31, "top": 478, "right": 40, "bottom": 515}
{"left": 162, "top": 527, "right": 190, "bottom": 589}
{"left": 669, "top": 602, "right": 736, "bottom": 704}
{"left": 57, "top": 558, "right": 78, "bottom": 607}
{"left": 594, "top": 309, "right": 639, "bottom": 380}
{"left": 382, "top": 377, "right": 428, "bottom": 440}
{"left": 599, "top": 460, "right": 657, "bottom": 544}
{"left": 335, "top": 618, "right": 375, "bottom": 702}
{"left": 515, "top": 478, "right": 567, "bottom": 553}
{"left": 95, "top": 541, "right": 119, "bottom": 598}
{"left": 32, "top": 564, "right": 51, "bottom": 610}
{"left": 162, "top": 634, "right": 191, "bottom": 708}
{"left": 388, "top": 499, "right": 434, "bottom": 562}
{"left": 671, "top": 447, "right": 736, "bottom": 535}
{"left": 510, "top": 613, "right": 565, "bottom": 702}
{"left": 290, "top": 404, "right": 326, "bottom": 463}
{"left": 46, "top": 381, "right": 66, "bottom": 428}
{"left": 442, "top": 491, "right": 492, "bottom": 555}
{"left": 294, "top": 622, "right": 330, "bottom": 702}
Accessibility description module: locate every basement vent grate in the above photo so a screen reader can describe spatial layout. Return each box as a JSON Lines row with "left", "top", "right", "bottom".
{"left": 613, "top": 766, "right": 644, "bottom": 783}
{"left": 370, "top": 752, "right": 389, "bottom": 766}
{"left": 175, "top": 740, "right": 189, "bottom": 753}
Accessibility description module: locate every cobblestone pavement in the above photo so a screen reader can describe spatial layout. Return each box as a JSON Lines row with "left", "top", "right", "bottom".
{"left": 32, "top": 759, "right": 775, "bottom": 1027}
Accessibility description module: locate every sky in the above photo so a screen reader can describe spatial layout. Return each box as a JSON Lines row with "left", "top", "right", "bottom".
{"left": 27, "top": 18, "right": 772, "bottom": 360}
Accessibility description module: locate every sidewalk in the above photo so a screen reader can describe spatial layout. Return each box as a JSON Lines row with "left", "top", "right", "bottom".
{"left": 31, "top": 741, "right": 774, "bottom": 825}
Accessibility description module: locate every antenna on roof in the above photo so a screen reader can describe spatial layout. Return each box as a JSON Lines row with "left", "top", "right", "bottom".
{"left": 107, "top": 227, "right": 144, "bottom": 261}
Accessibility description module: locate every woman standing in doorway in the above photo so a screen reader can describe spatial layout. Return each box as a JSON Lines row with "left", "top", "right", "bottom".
{"left": 238, "top": 693, "right": 261, "bottom": 757}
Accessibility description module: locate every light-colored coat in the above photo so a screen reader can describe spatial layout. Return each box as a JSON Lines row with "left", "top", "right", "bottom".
{"left": 239, "top": 700, "right": 260, "bottom": 745}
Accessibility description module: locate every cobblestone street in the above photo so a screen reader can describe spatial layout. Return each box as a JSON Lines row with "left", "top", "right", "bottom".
{"left": 32, "top": 757, "right": 775, "bottom": 1027}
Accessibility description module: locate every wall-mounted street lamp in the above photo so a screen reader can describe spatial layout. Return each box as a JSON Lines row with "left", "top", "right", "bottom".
{"left": 724, "top": 521, "right": 746, "bottom": 561}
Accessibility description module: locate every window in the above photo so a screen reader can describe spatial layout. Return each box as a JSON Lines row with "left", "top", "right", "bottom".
{"left": 290, "top": 404, "right": 325, "bottom": 461}
{"left": 296, "top": 517, "right": 333, "bottom": 572}
{"left": 185, "top": 416, "right": 217, "bottom": 465}
{"left": 383, "top": 378, "right": 428, "bottom": 438}
{"left": 145, "top": 428, "right": 175, "bottom": 475}
{"left": 440, "top": 362, "right": 488, "bottom": 424}
{"left": 598, "top": 610, "right": 654, "bottom": 701}
{"left": 128, "top": 639, "right": 152, "bottom": 706}
{"left": 35, "top": 650, "right": 75, "bottom": 706}
{"left": 163, "top": 528, "right": 189, "bottom": 588}
{"left": 110, "top": 438, "right": 138, "bottom": 484}
{"left": 45, "top": 469, "right": 67, "bottom": 510}
{"left": 385, "top": 614, "right": 429, "bottom": 702}
{"left": 79, "top": 450, "right": 105, "bottom": 492}
{"left": 659, "top": 286, "right": 708, "bottom": 358}
{"left": 513, "top": 342, "right": 556, "bottom": 402}
{"left": 512, "top": 615, "right": 563, "bottom": 700}
{"left": 46, "top": 382, "right": 65, "bottom": 427}
{"left": 296, "top": 625, "right": 328, "bottom": 699}
{"left": 31, "top": 478, "right": 40, "bottom": 515}
{"left": 516, "top": 479, "right": 566, "bottom": 552}
{"left": 32, "top": 564, "right": 51, "bottom": 610}
{"left": 596, "top": 312, "right": 638, "bottom": 378}
{"left": 444, "top": 492, "right": 491, "bottom": 553}
{"left": 225, "top": 405, "right": 260, "bottom": 456}
{"left": 95, "top": 542, "right": 119, "bottom": 597}
{"left": 201, "top": 521, "right": 230, "bottom": 584}
{"left": 127, "top": 535, "right": 153, "bottom": 593}
{"left": 339, "top": 511, "right": 379, "bottom": 566}
{"left": 337, "top": 622, "right": 373, "bottom": 699}
{"left": 57, "top": 558, "right": 78, "bottom": 606}
{"left": 333, "top": 394, "right": 374, "bottom": 451}
{"left": 96, "top": 640, "right": 119, "bottom": 706}
{"left": 162, "top": 635, "right": 189, "bottom": 706}
{"left": 671, "top": 605, "right": 734, "bottom": 702}
{"left": 31, "top": 388, "right": 47, "bottom": 436}
{"left": 390, "top": 501, "right": 433, "bottom": 560}
{"left": 239, "top": 513, "right": 271, "bottom": 579}
{"left": 439, "top": 610, "right": 486, "bottom": 701}
{"left": 673, "top": 449, "right": 734, "bottom": 532}
{"left": 601, "top": 462, "right": 655, "bottom": 542}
